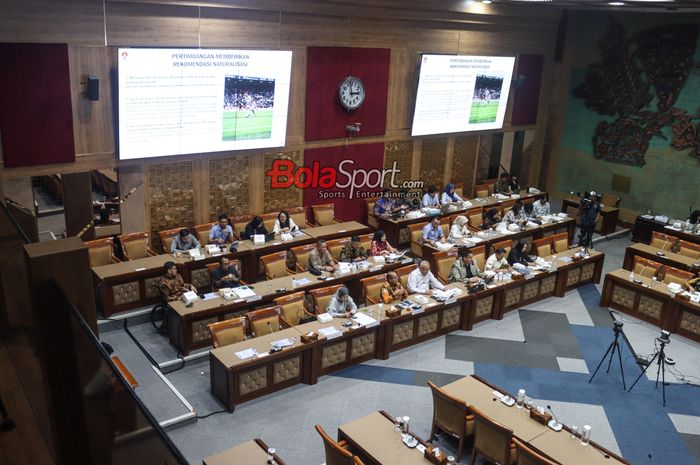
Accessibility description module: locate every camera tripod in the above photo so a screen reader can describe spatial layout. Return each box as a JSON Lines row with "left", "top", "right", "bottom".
{"left": 589, "top": 322, "right": 627, "bottom": 389}
{"left": 628, "top": 337, "right": 670, "bottom": 406}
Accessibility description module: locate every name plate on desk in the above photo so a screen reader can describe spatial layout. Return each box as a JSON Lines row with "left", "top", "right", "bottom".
{"left": 401, "top": 257, "right": 413, "bottom": 264}
{"left": 245, "top": 295, "right": 262, "bottom": 303}
{"left": 369, "top": 265, "right": 382, "bottom": 272}
{"left": 411, "top": 307, "right": 425, "bottom": 315}
{"left": 134, "top": 267, "right": 146, "bottom": 271}
{"left": 445, "top": 297, "right": 457, "bottom": 305}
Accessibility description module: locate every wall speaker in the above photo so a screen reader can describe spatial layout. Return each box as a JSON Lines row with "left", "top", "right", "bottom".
{"left": 87, "top": 75, "right": 99, "bottom": 101}
{"left": 511, "top": 74, "right": 526, "bottom": 90}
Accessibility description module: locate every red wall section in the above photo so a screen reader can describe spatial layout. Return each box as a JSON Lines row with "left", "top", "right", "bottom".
{"left": 305, "top": 47, "right": 390, "bottom": 141}
{"left": 511, "top": 54, "right": 544, "bottom": 127}
{"left": 302, "top": 143, "right": 385, "bottom": 223}
{"left": 0, "top": 43, "right": 75, "bottom": 168}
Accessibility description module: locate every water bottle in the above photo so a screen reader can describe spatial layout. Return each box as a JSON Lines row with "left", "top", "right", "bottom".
{"left": 516, "top": 389, "right": 525, "bottom": 409}
{"left": 291, "top": 277, "right": 297, "bottom": 289}
{"left": 447, "top": 456, "right": 456, "bottom": 465}
{"left": 629, "top": 271, "right": 634, "bottom": 282}
{"left": 581, "top": 425, "right": 591, "bottom": 446}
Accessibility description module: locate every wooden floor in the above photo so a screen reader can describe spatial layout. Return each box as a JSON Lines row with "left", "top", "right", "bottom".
{"left": 0, "top": 340, "right": 56, "bottom": 465}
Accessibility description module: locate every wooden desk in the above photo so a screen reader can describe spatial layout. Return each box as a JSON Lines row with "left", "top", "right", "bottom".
{"left": 202, "top": 439, "right": 286, "bottom": 465}
{"left": 377, "top": 192, "right": 546, "bottom": 246}
{"left": 632, "top": 216, "right": 700, "bottom": 245}
{"left": 442, "top": 375, "right": 630, "bottom": 465}
{"left": 303, "top": 221, "right": 370, "bottom": 240}
{"left": 338, "top": 411, "right": 433, "bottom": 465}
{"left": 623, "top": 243, "right": 700, "bottom": 273}
{"left": 662, "top": 225, "right": 700, "bottom": 246}
{"left": 561, "top": 197, "right": 619, "bottom": 236}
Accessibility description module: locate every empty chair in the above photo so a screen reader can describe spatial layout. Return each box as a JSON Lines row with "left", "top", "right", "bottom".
{"left": 327, "top": 237, "right": 349, "bottom": 262}
{"left": 471, "top": 245, "right": 486, "bottom": 272}
{"left": 365, "top": 197, "right": 380, "bottom": 229}
{"left": 310, "top": 284, "right": 343, "bottom": 314}
{"left": 678, "top": 240, "right": 700, "bottom": 260}
{"left": 632, "top": 256, "right": 662, "bottom": 278}
{"left": 291, "top": 243, "right": 318, "bottom": 271}
{"left": 434, "top": 249, "right": 459, "bottom": 284}
{"left": 358, "top": 233, "right": 373, "bottom": 252}
{"left": 474, "top": 183, "right": 490, "bottom": 198}
{"left": 650, "top": 231, "right": 677, "bottom": 252}
{"left": 466, "top": 207, "right": 484, "bottom": 231}
{"left": 470, "top": 405, "right": 516, "bottom": 465}
{"left": 396, "top": 264, "right": 417, "bottom": 290}
{"left": 261, "top": 251, "right": 295, "bottom": 279}
{"left": 315, "top": 424, "right": 365, "bottom": 465}
{"left": 551, "top": 232, "right": 569, "bottom": 254}
{"left": 662, "top": 266, "right": 694, "bottom": 286}
{"left": 601, "top": 192, "right": 620, "bottom": 208}
{"left": 274, "top": 291, "right": 315, "bottom": 325}
{"left": 246, "top": 306, "right": 288, "bottom": 337}
{"left": 453, "top": 182, "right": 464, "bottom": 199}
{"left": 288, "top": 206, "right": 314, "bottom": 229}
{"left": 208, "top": 317, "right": 246, "bottom": 348}
{"left": 408, "top": 222, "right": 428, "bottom": 257}
{"left": 230, "top": 214, "right": 254, "bottom": 240}
{"left": 118, "top": 232, "right": 157, "bottom": 260}
{"left": 533, "top": 237, "right": 553, "bottom": 257}
{"left": 427, "top": 380, "right": 475, "bottom": 461}
{"left": 360, "top": 274, "right": 387, "bottom": 305}
{"left": 158, "top": 227, "right": 183, "bottom": 254}
{"left": 193, "top": 221, "right": 216, "bottom": 243}
{"left": 86, "top": 237, "right": 120, "bottom": 267}
{"left": 260, "top": 212, "right": 279, "bottom": 233}
{"left": 513, "top": 438, "right": 560, "bottom": 465}
{"left": 312, "top": 203, "right": 339, "bottom": 226}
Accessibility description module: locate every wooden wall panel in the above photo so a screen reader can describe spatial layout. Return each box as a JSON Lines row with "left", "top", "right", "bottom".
{"left": 199, "top": 8, "right": 282, "bottom": 48}
{"left": 147, "top": 161, "right": 194, "bottom": 250}
{"left": 453, "top": 135, "right": 478, "bottom": 193}
{"left": 105, "top": 2, "right": 200, "bottom": 47}
{"left": 419, "top": 138, "right": 448, "bottom": 189}
{"left": 263, "top": 149, "right": 302, "bottom": 213}
{"left": 384, "top": 140, "right": 414, "bottom": 185}
{"left": 280, "top": 13, "right": 350, "bottom": 47}
{"left": 68, "top": 46, "right": 115, "bottom": 156}
{"left": 386, "top": 49, "right": 413, "bottom": 134}
{"left": 208, "top": 155, "right": 251, "bottom": 220}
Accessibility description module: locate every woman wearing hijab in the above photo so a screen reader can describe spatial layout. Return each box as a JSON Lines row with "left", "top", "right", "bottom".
{"left": 326, "top": 286, "right": 357, "bottom": 318}
{"left": 243, "top": 216, "right": 269, "bottom": 240}
{"left": 273, "top": 210, "right": 299, "bottom": 234}
{"left": 441, "top": 183, "right": 463, "bottom": 205}
{"left": 448, "top": 215, "right": 470, "bottom": 242}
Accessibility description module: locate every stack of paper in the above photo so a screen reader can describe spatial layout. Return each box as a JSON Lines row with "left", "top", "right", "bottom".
{"left": 235, "top": 348, "right": 258, "bottom": 360}
{"left": 234, "top": 286, "right": 257, "bottom": 299}
{"left": 318, "top": 327, "right": 342, "bottom": 340}
{"left": 353, "top": 312, "right": 379, "bottom": 328}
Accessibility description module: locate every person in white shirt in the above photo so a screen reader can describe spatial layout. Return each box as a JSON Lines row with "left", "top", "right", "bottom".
{"left": 448, "top": 215, "right": 470, "bottom": 242}
{"left": 421, "top": 185, "right": 440, "bottom": 208}
{"left": 407, "top": 260, "right": 446, "bottom": 294}
{"left": 441, "top": 183, "right": 463, "bottom": 205}
{"left": 532, "top": 198, "right": 551, "bottom": 217}
{"left": 273, "top": 210, "right": 299, "bottom": 234}
{"left": 503, "top": 202, "right": 528, "bottom": 224}
{"left": 326, "top": 286, "right": 357, "bottom": 317}
{"left": 485, "top": 247, "right": 511, "bottom": 272}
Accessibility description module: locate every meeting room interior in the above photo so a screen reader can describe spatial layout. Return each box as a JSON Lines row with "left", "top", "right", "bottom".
{"left": 2, "top": 1, "right": 700, "bottom": 464}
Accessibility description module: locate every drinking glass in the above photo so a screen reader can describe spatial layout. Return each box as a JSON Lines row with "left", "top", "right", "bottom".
{"left": 570, "top": 425, "right": 578, "bottom": 439}
{"left": 581, "top": 425, "right": 591, "bottom": 446}
{"left": 394, "top": 417, "right": 403, "bottom": 434}
{"left": 266, "top": 447, "right": 276, "bottom": 465}
{"left": 446, "top": 456, "right": 456, "bottom": 465}
{"left": 516, "top": 389, "right": 525, "bottom": 409}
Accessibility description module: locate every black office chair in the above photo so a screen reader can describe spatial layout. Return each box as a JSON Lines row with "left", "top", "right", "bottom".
{"left": 150, "top": 283, "right": 169, "bottom": 335}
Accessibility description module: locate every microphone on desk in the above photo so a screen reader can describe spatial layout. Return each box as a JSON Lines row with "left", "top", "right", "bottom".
{"left": 267, "top": 321, "right": 274, "bottom": 334}
{"left": 546, "top": 405, "right": 563, "bottom": 431}
{"left": 648, "top": 453, "right": 653, "bottom": 464}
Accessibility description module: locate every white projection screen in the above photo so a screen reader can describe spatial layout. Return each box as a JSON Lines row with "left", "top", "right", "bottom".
{"left": 117, "top": 48, "right": 293, "bottom": 160}
{"left": 411, "top": 54, "right": 516, "bottom": 136}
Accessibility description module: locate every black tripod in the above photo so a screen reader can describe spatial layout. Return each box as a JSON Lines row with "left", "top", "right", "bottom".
{"left": 629, "top": 335, "right": 670, "bottom": 406}
{"left": 0, "top": 394, "right": 15, "bottom": 431}
{"left": 589, "top": 321, "right": 627, "bottom": 389}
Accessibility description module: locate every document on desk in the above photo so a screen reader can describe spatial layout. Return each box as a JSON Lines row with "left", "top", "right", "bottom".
{"left": 272, "top": 338, "right": 295, "bottom": 348}
{"left": 235, "top": 348, "right": 258, "bottom": 360}
{"left": 295, "top": 277, "right": 312, "bottom": 286}
{"left": 234, "top": 286, "right": 257, "bottom": 299}
{"left": 353, "top": 313, "right": 379, "bottom": 328}
{"left": 318, "top": 327, "right": 343, "bottom": 340}
{"left": 202, "top": 292, "right": 219, "bottom": 301}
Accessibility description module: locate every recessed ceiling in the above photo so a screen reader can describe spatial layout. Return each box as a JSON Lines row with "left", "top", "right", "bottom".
{"left": 487, "top": 0, "right": 700, "bottom": 10}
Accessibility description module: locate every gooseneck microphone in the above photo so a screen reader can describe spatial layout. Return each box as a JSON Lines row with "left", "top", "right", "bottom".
{"left": 546, "top": 405, "right": 562, "bottom": 431}
{"left": 267, "top": 321, "right": 274, "bottom": 334}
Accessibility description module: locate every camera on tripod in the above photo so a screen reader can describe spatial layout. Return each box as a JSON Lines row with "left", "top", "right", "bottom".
{"left": 657, "top": 330, "right": 671, "bottom": 345}
{"left": 613, "top": 320, "right": 623, "bottom": 332}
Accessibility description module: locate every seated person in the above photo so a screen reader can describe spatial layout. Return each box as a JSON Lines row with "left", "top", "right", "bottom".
{"left": 503, "top": 201, "right": 527, "bottom": 224}
{"left": 441, "top": 183, "right": 463, "bottom": 205}
{"left": 340, "top": 235, "right": 368, "bottom": 262}
{"left": 507, "top": 240, "right": 535, "bottom": 266}
{"left": 210, "top": 257, "right": 240, "bottom": 289}
{"left": 243, "top": 216, "right": 269, "bottom": 240}
{"left": 532, "top": 198, "right": 551, "bottom": 217}
{"left": 524, "top": 203, "right": 536, "bottom": 220}
{"left": 326, "top": 286, "right": 357, "bottom": 318}
{"left": 158, "top": 261, "right": 195, "bottom": 301}
{"left": 508, "top": 174, "right": 521, "bottom": 193}
{"left": 273, "top": 210, "right": 299, "bottom": 234}
{"left": 308, "top": 239, "right": 339, "bottom": 273}
{"left": 374, "top": 188, "right": 406, "bottom": 216}
{"left": 448, "top": 215, "right": 470, "bottom": 242}
{"left": 421, "top": 185, "right": 441, "bottom": 208}
{"left": 494, "top": 172, "right": 512, "bottom": 195}
{"left": 485, "top": 247, "right": 511, "bottom": 272}
{"left": 685, "top": 276, "right": 700, "bottom": 293}
{"left": 395, "top": 190, "right": 416, "bottom": 210}
{"left": 380, "top": 271, "right": 408, "bottom": 303}
{"left": 407, "top": 260, "right": 446, "bottom": 294}
{"left": 422, "top": 217, "right": 446, "bottom": 247}
{"left": 370, "top": 229, "right": 397, "bottom": 256}
{"left": 170, "top": 228, "right": 201, "bottom": 254}
{"left": 449, "top": 249, "right": 484, "bottom": 285}
{"left": 689, "top": 210, "right": 700, "bottom": 225}
{"left": 209, "top": 214, "right": 234, "bottom": 244}
{"left": 480, "top": 208, "right": 501, "bottom": 230}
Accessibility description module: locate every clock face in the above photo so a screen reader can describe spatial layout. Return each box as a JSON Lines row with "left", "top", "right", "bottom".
{"left": 338, "top": 76, "right": 365, "bottom": 110}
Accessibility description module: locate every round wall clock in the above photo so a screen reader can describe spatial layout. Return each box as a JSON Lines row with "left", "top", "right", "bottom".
{"left": 338, "top": 76, "right": 365, "bottom": 110}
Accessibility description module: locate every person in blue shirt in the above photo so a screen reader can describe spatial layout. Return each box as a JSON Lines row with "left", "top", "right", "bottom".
{"left": 208, "top": 214, "right": 234, "bottom": 244}
{"left": 422, "top": 185, "right": 440, "bottom": 208}
{"left": 374, "top": 188, "right": 405, "bottom": 216}
{"left": 170, "top": 228, "right": 201, "bottom": 254}
{"left": 422, "top": 217, "right": 445, "bottom": 247}
{"left": 441, "top": 183, "right": 463, "bottom": 205}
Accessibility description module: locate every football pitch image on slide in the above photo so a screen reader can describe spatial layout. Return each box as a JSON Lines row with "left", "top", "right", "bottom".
{"left": 469, "top": 74, "right": 503, "bottom": 124}
{"left": 222, "top": 75, "right": 275, "bottom": 141}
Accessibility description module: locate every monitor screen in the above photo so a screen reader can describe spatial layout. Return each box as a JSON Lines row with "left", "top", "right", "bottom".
{"left": 411, "top": 54, "right": 516, "bottom": 136}
{"left": 117, "top": 48, "right": 293, "bottom": 160}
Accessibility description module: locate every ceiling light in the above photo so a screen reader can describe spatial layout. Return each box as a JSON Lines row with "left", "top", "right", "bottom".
{"left": 482, "top": 0, "right": 492, "bottom": 3}
{"left": 608, "top": 1, "right": 624, "bottom": 5}
{"left": 507, "top": 0, "right": 553, "bottom": 2}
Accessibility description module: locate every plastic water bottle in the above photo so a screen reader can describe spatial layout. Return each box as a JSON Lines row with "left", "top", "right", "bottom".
{"left": 292, "top": 277, "right": 297, "bottom": 289}
{"left": 581, "top": 425, "right": 591, "bottom": 446}
{"left": 629, "top": 271, "right": 634, "bottom": 282}
{"left": 516, "top": 389, "right": 525, "bottom": 408}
